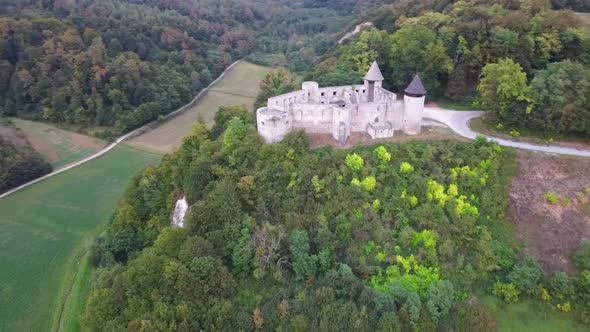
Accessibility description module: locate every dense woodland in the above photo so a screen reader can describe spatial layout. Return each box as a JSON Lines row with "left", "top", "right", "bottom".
{"left": 0, "top": 117, "right": 51, "bottom": 193}
{"left": 83, "top": 106, "right": 590, "bottom": 330}
{"left": 0, "top": 0, "right": 380, "bottom": 136}
{"left": 305, "top": 0, "right": 590, "bottom": 136}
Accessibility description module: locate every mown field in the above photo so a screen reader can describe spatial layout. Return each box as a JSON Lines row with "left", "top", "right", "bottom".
{"left": 0, "top": 145, "right": 161, "bottom": 332}
{"left": 11, "top": 118, "right": 106, "bottom": 169}
{"left": 576, "top": 12, "right": 590, "bottom": 36}
{"left": 127, "top": 61, "right": 272, "bottom": 154}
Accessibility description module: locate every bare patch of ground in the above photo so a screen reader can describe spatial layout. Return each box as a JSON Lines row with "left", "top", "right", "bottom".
{"left": 509, "top": 151, "right": 590, "bottom": 274}
{"left": 308, "top": 126, "right": 468, "bottom": 149}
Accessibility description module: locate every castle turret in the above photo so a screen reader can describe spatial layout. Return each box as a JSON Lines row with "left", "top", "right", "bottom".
{"left": 364, "top": 61, "right": 384, "bottom": 102}
{"left": 302, "top": 81, "right": 320, "bottom": 103}
{"left": 403, "top": 74, "right": 427, "bottom": 135}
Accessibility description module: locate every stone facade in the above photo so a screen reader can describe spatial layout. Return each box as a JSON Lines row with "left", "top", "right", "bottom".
{"left": 256, "top": 61, "right": 427, "bottom": 144}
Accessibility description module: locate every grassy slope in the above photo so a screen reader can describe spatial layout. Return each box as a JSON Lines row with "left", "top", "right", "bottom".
{"left": 576, "top": 12, "right": 590, "bottom": 36}
{"left": 11, "top": 118, "right": 106, "bottom": 169}
{"left": 0, "top": 145, "right": 161, "bottom": 332}
{"left": 127, "top": 61, "right": 272, "bottom": 154}
{"left": 482, "top": 295, "right": 585, "bottom": 331}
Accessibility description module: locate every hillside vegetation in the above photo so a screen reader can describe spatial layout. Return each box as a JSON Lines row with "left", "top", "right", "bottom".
{"left": 307, "top": 0, "right": 590, "bottom": 137}
{"left": 81, "top": 107, "right": 590, "bottom": 330}
{"left": 0, "top": 0, "right": 378, "bottom": 136}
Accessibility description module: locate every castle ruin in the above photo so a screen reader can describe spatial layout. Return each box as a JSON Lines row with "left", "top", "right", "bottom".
{"left": 256, "top": 61, "right": 427, "bottom": 144}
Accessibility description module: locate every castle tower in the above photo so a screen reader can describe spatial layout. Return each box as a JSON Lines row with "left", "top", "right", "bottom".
{"left": 402, "top": 74, "right": 427, "bottom": 135}
{"left": 364, "top": 61, "right": 384, "bottom": 102}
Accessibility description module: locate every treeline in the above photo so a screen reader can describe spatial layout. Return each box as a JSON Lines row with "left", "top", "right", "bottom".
{"left": 81, "top": 105, "right": 590, "bottom": 330}
{"left": 306, "top": 0, "right": 589, "bottom": 136}
{"left": 0, "top": 118, "right": 51, "bottom": 193}
{"left": 0, "top": 0, "right": 379, "bottom": 137}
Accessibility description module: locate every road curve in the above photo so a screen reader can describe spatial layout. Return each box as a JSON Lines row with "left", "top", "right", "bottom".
{"left": 0, "top": 60, "right": 244, "bottom": 199}
{"left": 423, "top": 107, "right": 590, "bottom": 158}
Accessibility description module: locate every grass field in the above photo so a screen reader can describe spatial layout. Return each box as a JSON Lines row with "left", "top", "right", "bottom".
{"left": 11, "top": 118, "right": 106, "bottom": 169}
{"left": 481, "top": 295, "right": 585, "bottom": 331}
{"left": 576, "top": 12, "right": 590, "bottom": 36}
{"left": 127, "top": 61, "right": 272, "bottom": 154}
{"left": 0, "top": 145, "right": 161, "bottom": 332}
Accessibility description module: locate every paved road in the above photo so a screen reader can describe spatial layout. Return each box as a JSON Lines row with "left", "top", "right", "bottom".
{"left": 0, "top": 60, "right": 244, "bottom": 199}
{"left": 423, "top": 107, "right": 590, "bottom": 158}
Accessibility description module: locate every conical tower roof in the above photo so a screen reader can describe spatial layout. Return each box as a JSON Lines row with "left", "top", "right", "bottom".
{"left": 364, "top": 61, "right": 384, "bottom": 81}
{"left": 404, "top": 74, "right": 427, "bottom": 96}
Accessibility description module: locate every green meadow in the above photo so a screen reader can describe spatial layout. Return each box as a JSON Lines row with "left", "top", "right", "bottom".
{"left": 0, "top": 145, "right": 161, "bottom": 331}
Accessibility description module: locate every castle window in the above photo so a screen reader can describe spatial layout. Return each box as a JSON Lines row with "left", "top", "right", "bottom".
{"left": 261, "top": 121, "right": 265, "bottom": 125}
{"left": 363, "top": 89, "right": 366, "bottom": 93}
{"left": 321, "top": 92, "right": 325, "bottom": 96}
{"left": 333, "top": 91, "right": 337, "bottom": 96}
{"left": 375, "top": 117, "right": 379, "bottom": 123}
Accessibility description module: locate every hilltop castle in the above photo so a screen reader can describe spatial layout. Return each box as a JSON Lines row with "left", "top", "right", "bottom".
{"left": 256, "top": 61, "right": 427, "bottom": 144}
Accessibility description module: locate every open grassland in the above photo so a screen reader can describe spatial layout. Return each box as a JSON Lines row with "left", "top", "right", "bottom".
{"left": 482, "top": 295, "right": 585, "bottom": 331}
{"left": 127, "top": 61, "right": 272, "bottom": 154}
{"left": 0, "top": 145, "right": 161, "bottom": 332}
{"left": 576, "top": 12, "right": 590, "bottom": 36}
{"left": 11, "top": 118, "right": 106, "bottom": 169}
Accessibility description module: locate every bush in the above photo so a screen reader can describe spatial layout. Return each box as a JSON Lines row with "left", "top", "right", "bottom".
{"left": 345, "top": 153, "right": 364, "bottom": 172}
{"left": 544, "top": 191, "right": 559, "bottom": 205}
{"left": 399, "top": 162, "right": 414, "bottom": 175}
{"left": 508, "top": 258, "right": 542, "bottom": 296}
{"left": 509, "top": 129, "right": 520, "bottom": 137}
{"left": 493, "top": 281, "right": 519, "bottom": 303}
{"left": 574, "top": 241, "right": 590, "bottom": 271}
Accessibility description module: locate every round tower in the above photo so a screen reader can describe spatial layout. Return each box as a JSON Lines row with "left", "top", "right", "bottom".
{"left": 256, "top": 107, "right": 291, "bottom": 143}
{"left": 403, "top": 74, "right": 427, "bottom": 135}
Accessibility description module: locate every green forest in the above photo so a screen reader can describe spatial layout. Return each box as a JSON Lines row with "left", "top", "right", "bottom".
{"left": 0, "top": 0, "right": 378, "bottom": 136}
{"left": 83, "top": 107, "right": 590, "bottom": 330}
{"left": 306, "top": 0, "right": 590, "bottom": 137}
{"left": 0, "top": 118, "right": 51, "bottom": 193}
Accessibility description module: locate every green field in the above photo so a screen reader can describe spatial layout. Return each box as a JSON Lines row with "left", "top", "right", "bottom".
{"left": 0, "top": 145, "right": 161, "bottom": 331}
{"left": 481, "top": 295, "right": 585, "bottom": 331}
{"left": 127, "top": 61, "right": 272, "bottom": 154}
{"left": 11, "top": 118, "right": 106, "bottom": 169}
{"left": 576, "top": 12, "right": 590, "bottom": 36}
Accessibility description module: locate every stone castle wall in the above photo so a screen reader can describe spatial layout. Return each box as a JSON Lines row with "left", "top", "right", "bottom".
{"left": 257, "top": 79, "right": 425, "bottom": 144}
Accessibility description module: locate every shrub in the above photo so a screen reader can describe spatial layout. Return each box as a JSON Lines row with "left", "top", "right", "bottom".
{"left": 374, "top": 146, "right": 391, "bottom": 165}
{"left": 351, "top": 178, "right": 361, "bottom": 187}
{"left": 492, "top": 281, "right": 519, "bottom": 303}
{"left": 508, "top": 258, "right": 542, "bottom": 296}
{"left": 372, "top": 199, "right": 381, "bottom": 212}
{"left": 495, "top": 123, "right": 504, "bottom": 130}
{"left": 509, "top": 129, "right": 520, "bottom": 137}
{"left": 574, "top": 241, "right": 590, "bottom": 271}
{"left": 399, "top": 162, "right": 414, "bottom": 175}
{"left": 544, "top": 191, "right": 559, "bottom": 205}
{"left": 362, "top": 176, "right": 376, "bottom": 192}
{"left": 345, "top": 153, "right": 364, "bottom": 172}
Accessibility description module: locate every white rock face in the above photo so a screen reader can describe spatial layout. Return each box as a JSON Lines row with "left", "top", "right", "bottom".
{"left": 172, "top": 197, "right": 188, "bottom": 228}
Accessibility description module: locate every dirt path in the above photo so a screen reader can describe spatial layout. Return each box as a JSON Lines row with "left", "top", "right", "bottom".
{"left": 0, "top": 60, "right": 244, "bottom": 200}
